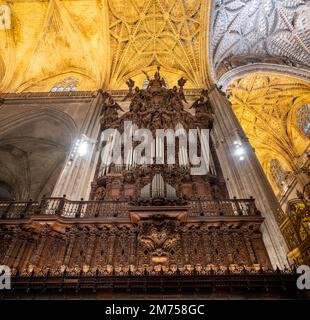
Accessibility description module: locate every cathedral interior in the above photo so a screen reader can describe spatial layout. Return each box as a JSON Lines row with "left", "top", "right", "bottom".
{"left": 0, "top": 0, "right": 309, "bottom": 299}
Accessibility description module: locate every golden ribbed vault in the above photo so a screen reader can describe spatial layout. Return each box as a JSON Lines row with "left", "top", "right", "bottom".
{"left": 0, "top": 0, "right": 211, "bottom": 92}
{"left": 228, "top": 73, "right": 310, "bottom": 194}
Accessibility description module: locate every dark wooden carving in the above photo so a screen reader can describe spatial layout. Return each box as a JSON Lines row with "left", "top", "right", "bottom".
{"left": 0, "top": 71, "right": 277, "bottom": 298}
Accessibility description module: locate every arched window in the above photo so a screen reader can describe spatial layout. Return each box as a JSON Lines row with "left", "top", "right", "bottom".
{"left": 296, "top": 104, "right": 310, "bottom": 138}
{"left": 270, "top": 159, "right": 289, "bottom": 191}
{"left": 50, "top": 77, "right": 79, "bottom": 92}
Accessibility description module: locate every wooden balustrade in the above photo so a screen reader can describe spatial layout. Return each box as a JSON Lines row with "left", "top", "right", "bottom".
{"left": 0, "top": 197, "right": 259, "bottom": 219}
{"left": 0, "top": 200, "right": 39, "bottom": 219}
{"left": 188, "top": 198, "right": 259, "bottom": 217}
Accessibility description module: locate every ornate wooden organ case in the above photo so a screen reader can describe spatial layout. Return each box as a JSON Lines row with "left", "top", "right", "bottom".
{"left": 0, "top": 71, "right": 279, "bottom": 297}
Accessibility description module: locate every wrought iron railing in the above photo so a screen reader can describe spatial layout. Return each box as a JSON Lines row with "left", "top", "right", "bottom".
{"left": 0, "top": 196, "right": 260, "bottom": 219}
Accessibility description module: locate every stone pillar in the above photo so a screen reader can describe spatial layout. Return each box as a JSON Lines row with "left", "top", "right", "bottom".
{"left": 51, "top": 90, "right": 104, "bottom": 200}
{"left": 208, "top": 87, "right": 288, "bottom": 268}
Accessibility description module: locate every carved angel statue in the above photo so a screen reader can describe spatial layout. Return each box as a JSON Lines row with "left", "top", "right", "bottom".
{"left": 129, "top": 86, "right": 144, "bottom": 113}
{"left": 127, "top": 78, "right": 135, "bottom": 90}
{"left": 190, "top": 96, "right": 204, "bottom": 113}
{"left": 143, "top": 66, "right": 165, "bottom": 89}
{"left": 99, "top": 91, "right": 110, "bottom": 116}
{"left": 201, "top": 88, "right": 208, "bottom": 97}
{"left": 178, "top": 77, "right": 188, "bottom": 103}
{"left": 109, "top": 97, "right": 124, "bottom": 112}
{"left": 190, "top": 95, "right": 214, "bottom": 128}
{"left": 178, "top": 77, "right": 186, "bottom": 88}
{"left": 100, "top": 96, "right": 124, "bottom": 128}
{"left": 190, "top": 95, "right": 213, "bottom": 114}
{"left": 122, "top": 78, "right": 135, "bottom": 101}
{"left": 168, "top": 86, "right": 184, "bottom": 112}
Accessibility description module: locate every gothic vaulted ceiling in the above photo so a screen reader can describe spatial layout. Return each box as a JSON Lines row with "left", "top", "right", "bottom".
{"left": 228, "top": 73, "right": 310, "bottom": 186}
{"left": 211, "top": 0, "right": 310, "bottom": 79}
{"left": 0, "top": 0, "right": 212, "bottom": 92}
{"left": 1, "top": 0, "right": 310, "bottom": 91}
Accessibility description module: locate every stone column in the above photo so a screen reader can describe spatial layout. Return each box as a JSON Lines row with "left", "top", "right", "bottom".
{"left": 51, "top": 90, "right": 104, "bottom": 200}
{"left": 208, "top": 87, "right": 288, "bottom": 268}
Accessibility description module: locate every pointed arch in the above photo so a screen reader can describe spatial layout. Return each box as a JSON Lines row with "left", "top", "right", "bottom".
{"left": 0, "top": 108, "right": 77, "bottom": 200}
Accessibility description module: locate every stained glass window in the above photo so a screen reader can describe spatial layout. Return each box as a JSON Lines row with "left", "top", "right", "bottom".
{"left": 297, "top": 104, "right": 310, "bottom": 138}
{"left": 50, "top": 77, "right": 79, "bottom": 92}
